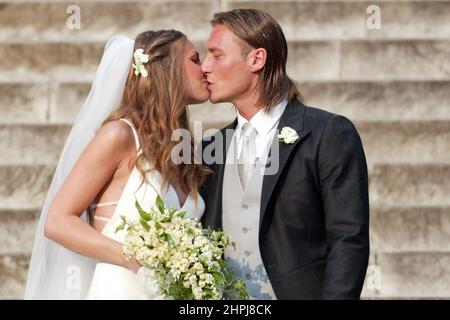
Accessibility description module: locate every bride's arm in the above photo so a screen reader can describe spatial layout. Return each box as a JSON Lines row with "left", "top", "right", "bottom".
{"left": 44, "top": 120, "right": 141, "bottom": 272}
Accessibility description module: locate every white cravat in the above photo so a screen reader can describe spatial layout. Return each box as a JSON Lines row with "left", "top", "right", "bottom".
{"left": 231, "top": 99, "right": 288, "bottom": 188}
{"left": 237, "top": 122, "right": 258, "bottom": 189}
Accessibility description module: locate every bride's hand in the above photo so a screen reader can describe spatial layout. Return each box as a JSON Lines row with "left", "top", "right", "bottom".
{"left": 124, "top": 256, "right": 142, "bottom": 274}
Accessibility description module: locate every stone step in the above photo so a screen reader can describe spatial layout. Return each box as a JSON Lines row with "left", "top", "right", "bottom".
{"left": 1, "top": 163, "right": 449, "bottom": 210}
{"left": 356, "top": 121, "right": 450, "bottom": 164}
{"left": 3, "top": 80, "right": 450, "bottom": 125}
{"left": 370, "top": 207, "right": 450, "bottom": 252}
{"left": 0, "top": 1, "right": 217, "bottom": 43}
{"left": 370, "top": 164, "right": 450, "bottom": 207}
{"left": 0, "top": 82, "right": 112, "bottom": 124}
{"left": 1, "top": 121, "right": 449, "bottom": 165}
{"left": 1, "top": 40, "right": 450, "bottom": 82}
{"left": 0, "top": 165, "right": 55, "bottom": 210}
{"left": 1, "top": 1, "right": 449, "bottom": 43}
{"left": 0, "top": 42, "right": 104, "bottom": 83}
{"left": 0, "top": 124, "right": 70, "bottom": 165}
{"left": 365, "top": 252, "right": 450, "bottom": 298}
{"left": 0, "top": 83, "right": 50, "bottom": 124}
{"left": 0, "top": 210, "right": 38, "bottom": 255}
{"left": 0, "top": 254, "right": 29, "bottom": 299}
{"left": 300, "top": 80, "right": 450, "bottom": 121}
{"left": 340, "top": 40, "right": 450, "bottom": 81}
{"left": 227, "top": 1, "right": 450, "bottom": 40}
{"left": 288, "top": 39, "right": 450, "bottom": 81}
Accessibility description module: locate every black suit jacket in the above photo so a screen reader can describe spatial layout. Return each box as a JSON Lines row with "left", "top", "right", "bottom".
{"left": 199, "top": 99, "right": 370, "bottom": 299}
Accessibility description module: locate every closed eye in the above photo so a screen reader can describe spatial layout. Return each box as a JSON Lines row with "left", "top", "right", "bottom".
{"left": 191, "top": 53, "right": 201, "bottom": 65}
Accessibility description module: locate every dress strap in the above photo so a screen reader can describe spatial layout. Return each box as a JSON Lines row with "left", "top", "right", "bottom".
{"left": 90, "top": 201, "right": 118, "bottom": 209}
{"left": 93, "top": 215, "right": 111, "bottom": 222}
{"left": 119, "top": 118, "right": 141, "bottom": 155}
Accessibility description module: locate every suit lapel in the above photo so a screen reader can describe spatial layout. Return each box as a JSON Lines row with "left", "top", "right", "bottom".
{"left": 260, "top": 100, "right": 310, "bottom": 229}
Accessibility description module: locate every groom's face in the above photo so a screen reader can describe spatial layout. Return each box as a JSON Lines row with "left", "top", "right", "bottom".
{"left": 202, "top": 24, "right": 254, "bottom": 104}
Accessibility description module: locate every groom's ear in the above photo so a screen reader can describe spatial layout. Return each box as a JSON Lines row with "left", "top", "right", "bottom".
{"left": 248, "top": 48, "right": 267, "bottom": 73}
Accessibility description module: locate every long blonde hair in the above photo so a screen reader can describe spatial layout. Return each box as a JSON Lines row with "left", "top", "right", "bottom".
{"left": 104, "top": 30, "right": 210, "bottom": 202}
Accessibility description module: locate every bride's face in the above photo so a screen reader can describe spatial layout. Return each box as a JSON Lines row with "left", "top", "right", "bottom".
{"left": 183, "top": 41, "right": 210, "bottom": 104}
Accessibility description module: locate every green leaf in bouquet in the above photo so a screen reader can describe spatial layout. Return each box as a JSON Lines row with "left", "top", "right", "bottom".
{"left": 176, "top": 277, "right": 195, "bottom": 300}
{"left": 155, "top": 195, "right": 165, "bottom": 214}
{"left": 140, "top": 219, "right": 150, "bottom": 232}
{"left": 211, "top": 271, "right": 226, "bottom": 286}
{"left": 164, "top": 233, "right": 173, "bottom": 243}
{"left": 167, "top": 208, "right": 176, "bottom": 220}
{"left": 114, "top": 222, "right": 125, "bottom": 233}
{"left": 218, "top": 259, "right": 227, "bottom": 270}
{"left": 224, "top": 278, "right": 249, "bottom": 300}
{"left": 161, "top": 217, "right": 172, "bottom": 223}
{"left": 185, "top": 289, "right": 194, "bottom": 300}
{"left": 114, "top": 215, "right": 127, "bottom": 233}
{"left": 207, "top": 262, "right": 220, "bottom": 272}
{"left": 135, "top": 198, "right": 152, "bottom": 221}
{"left": 222, "top": 268, "right": 249, "bottom": 300}
{"left": 202, "top": 287, "right": 214, "bottom": 298}
{"left": 199, "top": 256, "right": 208, "bottom": 266}
{"left": 201, "top": 230, "right": 213, "bottom": 241}
{"left": 187, "top": 228, "right": 196, "bottom": 237}
{"left": 188, "top": 248, "right": 200, "bottom": 257}
{"left": 177, "top": 210, "right": 186, "bottom": 219}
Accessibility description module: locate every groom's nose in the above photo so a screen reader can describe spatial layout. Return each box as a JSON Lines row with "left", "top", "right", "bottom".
{"left": 201, "top": 55, "right": 211, "bottom": 74}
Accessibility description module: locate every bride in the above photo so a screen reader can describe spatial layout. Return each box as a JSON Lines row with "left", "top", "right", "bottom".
{"left": 24, "top": 30, "right": 211, "bottom": 299}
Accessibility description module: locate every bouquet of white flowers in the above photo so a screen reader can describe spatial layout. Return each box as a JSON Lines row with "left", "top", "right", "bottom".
{"left": 115, "top": 195, "right": 249, "bottom": 300}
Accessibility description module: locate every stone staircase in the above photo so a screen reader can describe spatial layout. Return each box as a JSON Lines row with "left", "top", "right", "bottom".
{"left": 1, "top": 0, "right": 449, "bottom": 299}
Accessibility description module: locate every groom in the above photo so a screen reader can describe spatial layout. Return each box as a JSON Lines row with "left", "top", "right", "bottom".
{"left": 199, "top": 9, "right": 370, "bottom": 299}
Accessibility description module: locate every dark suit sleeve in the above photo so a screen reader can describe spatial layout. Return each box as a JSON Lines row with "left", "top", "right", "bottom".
{"left": 318, "top": 115, "right": 370, "bottom": 299}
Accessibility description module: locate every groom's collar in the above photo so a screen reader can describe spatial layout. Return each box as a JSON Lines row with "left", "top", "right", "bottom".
{"left": 220, "top": 98, "right": 306, "bottom": 136}
{"left": 235, "top": 99, "right": 288, "bottom": 139}
{"left": 218, "top": 98, "right": 307, "bottom": 161}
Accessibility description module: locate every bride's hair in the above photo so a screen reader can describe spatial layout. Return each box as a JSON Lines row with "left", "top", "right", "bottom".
{"left": 104, "top": 30, "right": 211, "bottom": 202}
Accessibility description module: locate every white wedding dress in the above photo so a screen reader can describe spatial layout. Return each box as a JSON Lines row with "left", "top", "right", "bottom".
{"left": 85, "top": 118, "right": 205, "bottom": 299}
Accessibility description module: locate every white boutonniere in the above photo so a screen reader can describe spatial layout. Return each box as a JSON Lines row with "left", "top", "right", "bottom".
{"left": 132, "top": 48, "right": 150, "bottom": 77}
{"left": 278, "top": 126, "right": 299, "bottom": 144}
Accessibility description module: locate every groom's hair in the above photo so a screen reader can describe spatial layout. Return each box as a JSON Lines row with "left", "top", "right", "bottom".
{"left": 211, "top": 9, "right": 304, "bottom": 109}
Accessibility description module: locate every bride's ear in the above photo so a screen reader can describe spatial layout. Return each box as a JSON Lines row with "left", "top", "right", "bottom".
{"left": 248, "top": 48, "right": 267, "bottom": 73}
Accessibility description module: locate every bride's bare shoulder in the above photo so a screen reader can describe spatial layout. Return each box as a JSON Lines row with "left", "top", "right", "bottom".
{"left": 93, "top": 120, "right": 136, "bottom": 154}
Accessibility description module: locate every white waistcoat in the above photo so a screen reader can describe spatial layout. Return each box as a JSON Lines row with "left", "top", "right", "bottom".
{"left": 222, "top": 137, "right": 277, "bottom": 300}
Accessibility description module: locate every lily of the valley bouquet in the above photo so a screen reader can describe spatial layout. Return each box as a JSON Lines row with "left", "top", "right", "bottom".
{"left": 115, "top": 196, "right": 249, "bottom": 300}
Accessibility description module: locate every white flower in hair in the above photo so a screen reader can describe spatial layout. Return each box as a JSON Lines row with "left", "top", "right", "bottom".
{"left": 132, "top": 48, "right": 150, "bottom": 77}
